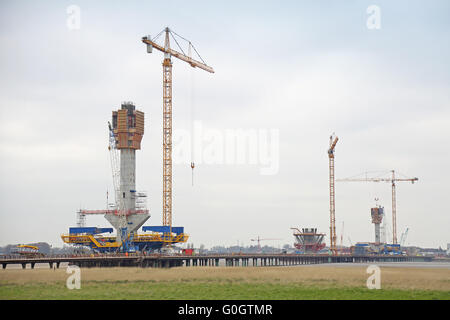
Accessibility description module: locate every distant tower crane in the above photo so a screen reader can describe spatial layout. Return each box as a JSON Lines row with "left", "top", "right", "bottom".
{"left": 142, "top": 28, "right": 214, "bottom": 233}
{"left": 251, "top": 236, "right": 282, "bottom": 251}
{"left": 328, "top": 134, "right": 339, "bottom": 255}
{"left": 400, "top": 227, "right": 409, "bottom": 247}
{"left": 108, "top": 121, "right": 120, "bottom": 208}
{"left": 337, "top": 170, "right": 418, "bottom": 244}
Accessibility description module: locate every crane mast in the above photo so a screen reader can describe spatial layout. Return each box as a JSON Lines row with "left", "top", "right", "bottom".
{"left": 142, "top": 27, "right": 214, "bottom": 232}
{"left": 391, "top": 170, "right": 397, "bottom": 244}
{"left": 328, "top": 135, "right": 339, "bottom": 255}
{"left": 162, "top": 30, "right": 173, "bottom": 227}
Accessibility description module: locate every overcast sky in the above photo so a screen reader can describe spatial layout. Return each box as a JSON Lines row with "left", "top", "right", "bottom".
{"left": 0, "top": 0, "right": 449, "bottom": 249}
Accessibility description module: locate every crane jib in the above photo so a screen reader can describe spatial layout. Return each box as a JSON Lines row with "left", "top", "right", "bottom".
{"left": 142, "top": 38, "right": 214, "bottom": 73}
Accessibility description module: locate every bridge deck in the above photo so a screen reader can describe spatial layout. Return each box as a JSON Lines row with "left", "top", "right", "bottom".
{"left": 0, "top": 253, "right": 432, "bottom": 269}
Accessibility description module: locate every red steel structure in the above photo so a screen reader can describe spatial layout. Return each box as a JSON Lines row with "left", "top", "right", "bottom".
{"left": 291, "top": 228, "right": 326, "bottom": 253}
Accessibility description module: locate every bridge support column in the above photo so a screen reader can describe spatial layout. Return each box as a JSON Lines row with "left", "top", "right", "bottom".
{"left": 22, "top": 263, "right": 26, "bottom": 269}
{"left": 2, "top": 263, "right": 6, "bottom": 269}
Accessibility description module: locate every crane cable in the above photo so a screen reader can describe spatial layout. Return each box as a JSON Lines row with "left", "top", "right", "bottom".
{"left": 189, "top": 42, "right": 195, "bottom": 186}
{"left": 169, "top": 29, "right": 208, "bottom": 65}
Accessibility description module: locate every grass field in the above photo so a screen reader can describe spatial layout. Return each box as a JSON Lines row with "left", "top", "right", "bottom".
{"left": 1, "top": 265, "right": 449, "bottom": 300}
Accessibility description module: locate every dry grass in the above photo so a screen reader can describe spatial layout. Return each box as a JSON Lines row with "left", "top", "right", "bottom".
{"left": 1, "top": 266, "right": 449, "bottom": 291}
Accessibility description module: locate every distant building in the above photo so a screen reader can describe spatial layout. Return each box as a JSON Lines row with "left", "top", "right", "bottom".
{"left": 447, "top": 243, "right": 450, "bottom": 256}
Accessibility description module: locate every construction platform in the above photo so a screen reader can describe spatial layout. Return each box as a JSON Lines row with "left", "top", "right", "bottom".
{"left": 0, "top": 253, "right": 433, "bottom": 269}
{"left": 291, "top": 228, "right": 326, "bottom": 253}
{"left": 61, "top": 226, "right": 188, "bottom": 253}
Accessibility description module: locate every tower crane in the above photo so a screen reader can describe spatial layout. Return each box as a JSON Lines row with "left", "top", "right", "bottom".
{"left": 328, "top": 134, "right": 339, "bottom": 255}
{"left": 400, "top": 227, "right": 409, "bottom": 247}
{"left": 142, "top": 28, "right": 214, "bottom": 233}
{"left": 107, "top": 121, "right": 120, "bottom": 208}
{"left": 337, "top": 170, "right": 418, "bottom": 244}
{"left": 251, "top": 236, "right": 282, "bottom": 251}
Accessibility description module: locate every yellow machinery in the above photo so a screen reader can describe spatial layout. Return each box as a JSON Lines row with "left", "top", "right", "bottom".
{"left": 13, "top": 245, "right": 45, "bottom": 257}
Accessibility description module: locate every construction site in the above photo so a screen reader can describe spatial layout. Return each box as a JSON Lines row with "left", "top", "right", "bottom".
{"left": 2, "top": 2, "right": 450, "bottom": 305}
{"left": 0, "top": 26, "right": 435, "bottom": 269}
{"left": 55, "top": 28, "right": 418, "bottom": 259}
